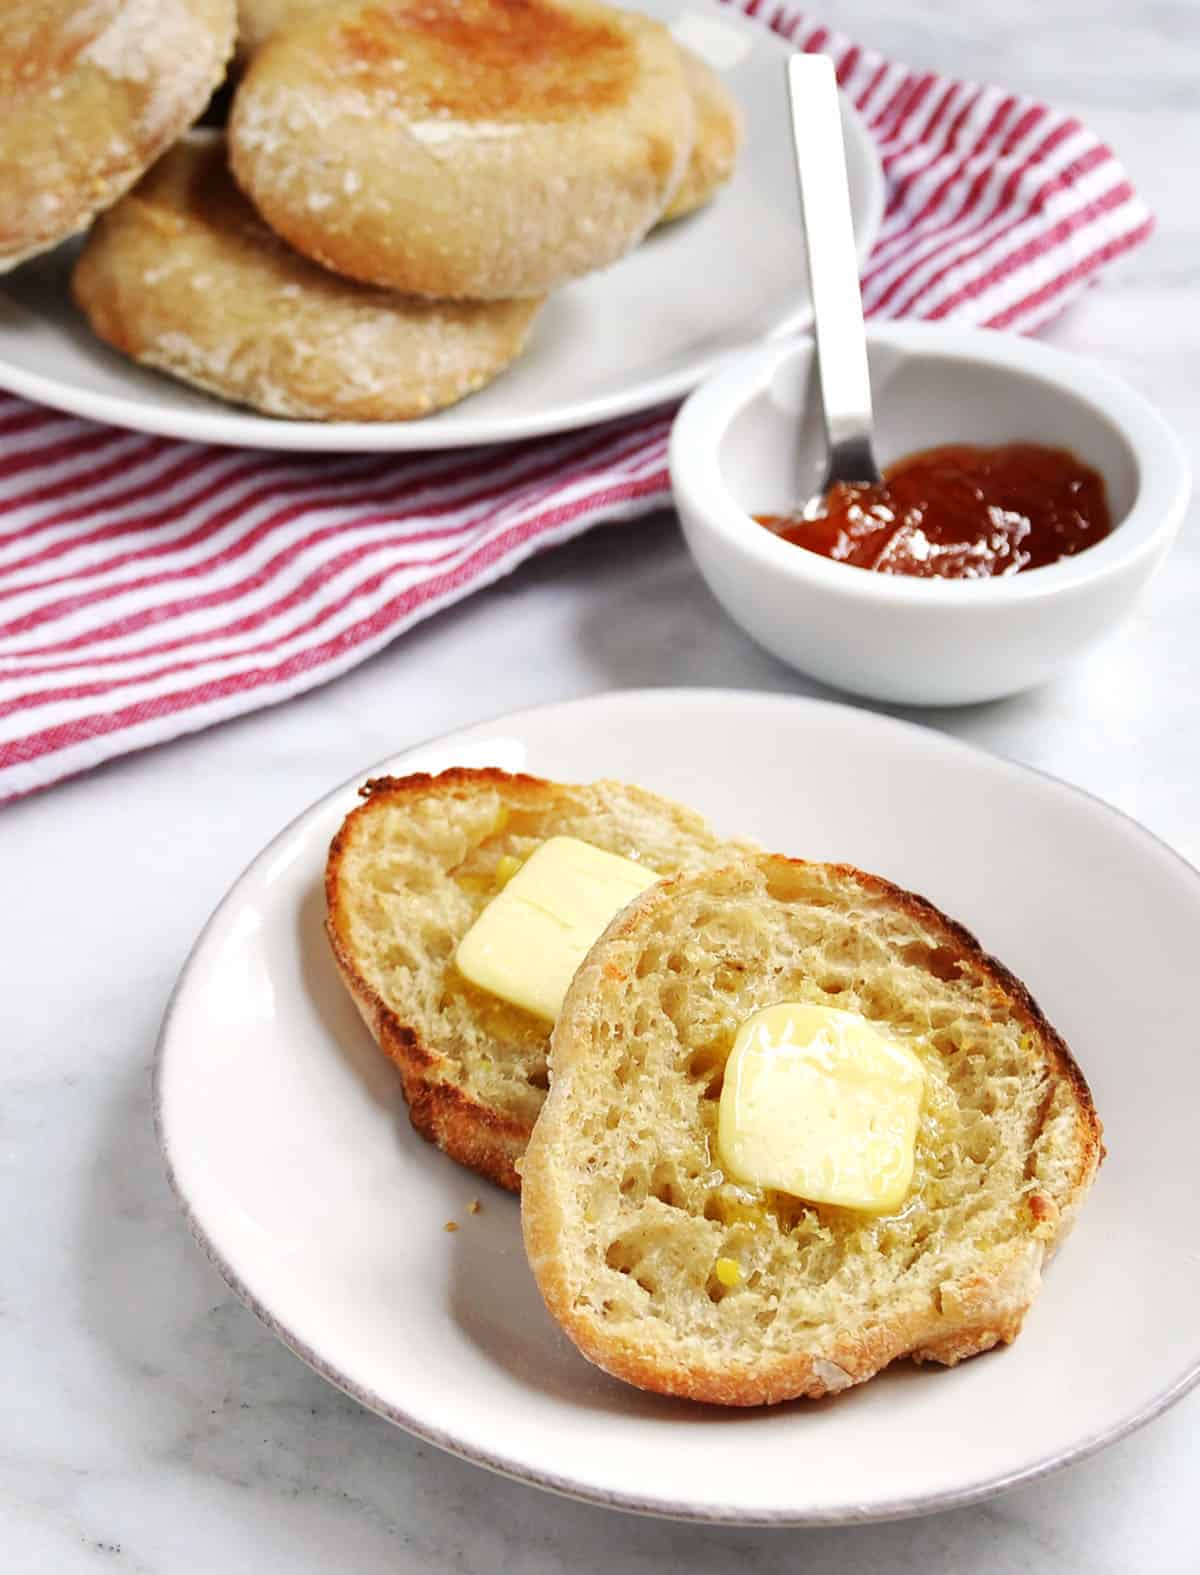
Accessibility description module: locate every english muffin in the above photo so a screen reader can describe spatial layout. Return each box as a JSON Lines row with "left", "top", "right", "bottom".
{"left": 0, "top": 0, "right": 236, "bottom": 272}
{"left": 659, "top": 44, "right": 743, "bottom": 223}
{"left": 229, "top": 0, "right": 695, "bottom": 299}
{"left": 324, "top": 769, "right": 753, "bottom": 1189}
{"left": 72, "top": 137, "right": 543, "bottom": 421}
{"left": 522, "top": 855, "right": 1101, "bottom": 1404}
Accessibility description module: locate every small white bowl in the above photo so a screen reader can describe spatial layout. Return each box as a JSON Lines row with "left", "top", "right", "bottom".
{"left": 670, "top": 324, "right": 1190, "bottom": 705}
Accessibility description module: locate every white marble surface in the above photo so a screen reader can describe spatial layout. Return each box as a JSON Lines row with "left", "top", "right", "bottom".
{"left": 3, "top": 2, "right": 1198, "bottom": 1569}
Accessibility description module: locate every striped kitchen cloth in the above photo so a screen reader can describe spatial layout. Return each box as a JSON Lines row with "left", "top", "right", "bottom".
{"left": 0, "top": 4, "right": 1153, "bottom": 802}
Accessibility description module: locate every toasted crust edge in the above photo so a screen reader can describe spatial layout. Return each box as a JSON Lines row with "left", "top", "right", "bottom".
{"left": 326, "top": 765, "right": 741, "bottom": 1191}
{"left": 324, "top": 768, "right": 570, "bottom": 1192}
{"left": 522, "top": 853, "right": 1103, "bottom": 1406}
{"left": 324, "top": 918, "right": 528, "bottom": 1193}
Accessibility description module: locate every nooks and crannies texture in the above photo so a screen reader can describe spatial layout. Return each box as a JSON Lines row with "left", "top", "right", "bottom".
{"left": 521, "top": 854, "right": 1102, "bottom": 1405}
{"left": 324, "top": 769, "right": 755, "bottom": 1189}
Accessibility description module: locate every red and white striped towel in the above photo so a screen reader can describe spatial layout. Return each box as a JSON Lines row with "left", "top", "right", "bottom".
{"left": 0, "top": 5, "right": 1152, "bottom": 803}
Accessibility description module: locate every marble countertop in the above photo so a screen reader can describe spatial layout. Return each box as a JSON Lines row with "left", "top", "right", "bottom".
{"left": 3, "top": 2, "right": 1198, "bottom": 1569}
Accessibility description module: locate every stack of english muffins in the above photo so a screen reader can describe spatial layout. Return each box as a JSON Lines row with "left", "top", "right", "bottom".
{"left": 5, "top": 0, "right": 743, "bottom": 422}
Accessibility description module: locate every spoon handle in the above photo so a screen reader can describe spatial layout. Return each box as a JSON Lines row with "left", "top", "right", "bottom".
{"left": 787, "top": 53, "right": 880, "bottom": 487}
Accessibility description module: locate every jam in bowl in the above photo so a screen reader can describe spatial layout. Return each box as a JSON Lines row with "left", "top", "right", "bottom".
{"left": 669, "top": 324, "right": 1190, "bottom": 705}
{"left": 756, "top": 442, "right": 1113, "bottom": 579}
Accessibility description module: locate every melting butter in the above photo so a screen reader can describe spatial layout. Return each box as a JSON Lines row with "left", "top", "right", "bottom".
{"left": 717, "top": 1002, "right": 926, "bottom": 1214}
{"left": 455, "top": 836, "right": 657, "bottom": 1022}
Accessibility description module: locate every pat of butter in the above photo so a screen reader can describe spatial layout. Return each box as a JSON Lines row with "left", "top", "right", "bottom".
{"left": 455, "top": 836, "right": 658, "bottom": 1021}
{"left": 717, "top": 1003, "right": 926, "bottom": 1213}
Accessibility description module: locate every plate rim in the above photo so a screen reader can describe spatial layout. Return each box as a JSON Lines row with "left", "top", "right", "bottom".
{"left": 153, "top": 687, "right": 1200, "bottom": 1524}
{"left": 0, "top": 46, "right": 886, "bottom": 452}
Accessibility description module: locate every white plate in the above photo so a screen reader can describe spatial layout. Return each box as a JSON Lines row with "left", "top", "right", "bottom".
{"left": 0, "top": 4, "right": 883, "bottom": 452}
{"left": 155, "top": 690, "right": 1200, "bottom": 1524}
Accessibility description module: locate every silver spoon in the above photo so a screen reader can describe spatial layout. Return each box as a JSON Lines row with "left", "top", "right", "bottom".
{"left": 787, "top": 54, "right": 881, "bottom": 516}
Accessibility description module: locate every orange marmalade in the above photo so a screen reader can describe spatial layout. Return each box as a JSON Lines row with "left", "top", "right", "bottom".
{"left": 756, "top": 443, "right": 1112, "bottom": 578}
